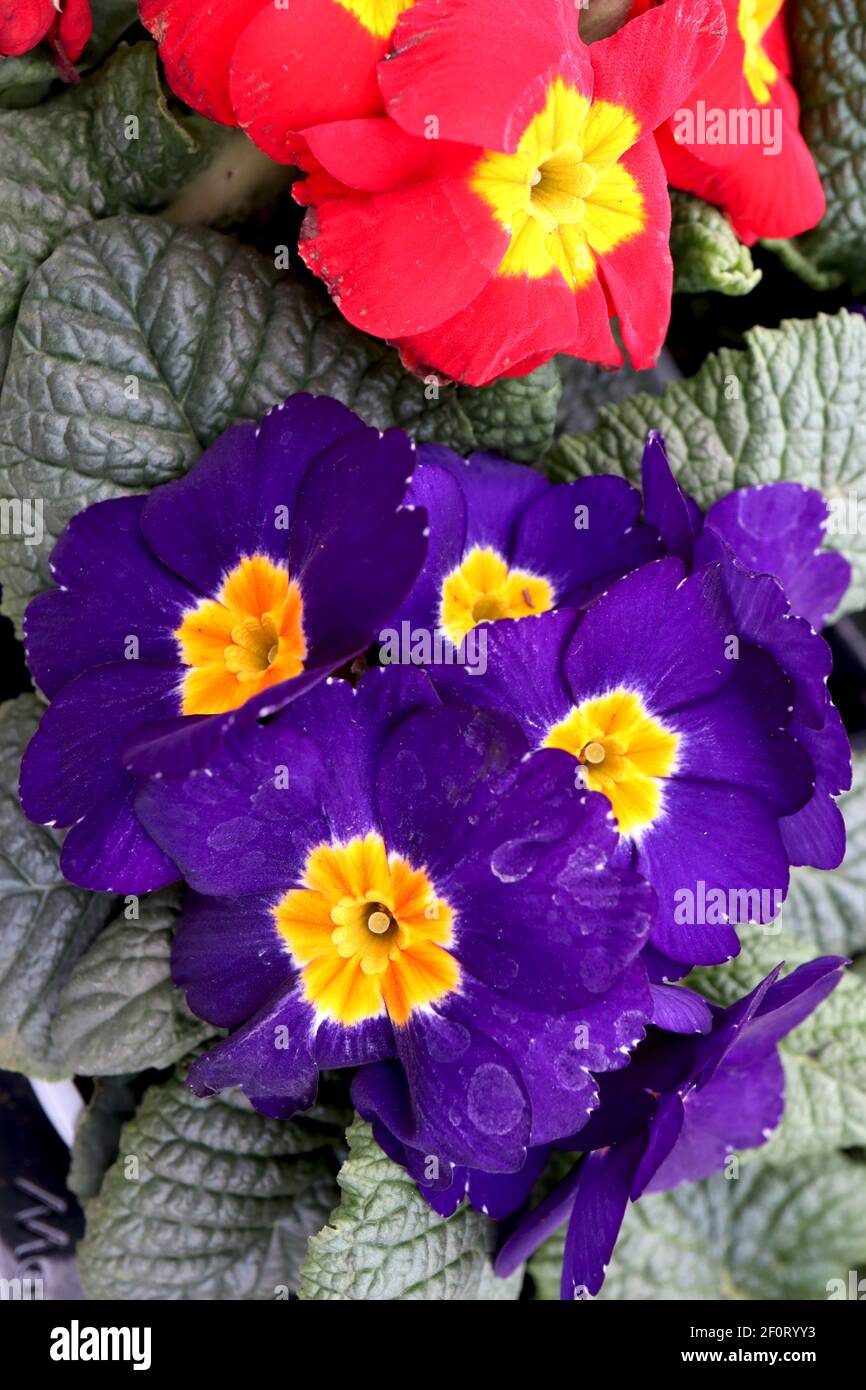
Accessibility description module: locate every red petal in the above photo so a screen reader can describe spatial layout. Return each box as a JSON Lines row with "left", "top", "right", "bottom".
{"left": 229, "top": 1, "right": 387, "bottom": 163}
{"left": 140, "top": 0, "right": 268, "bottom": 125}
{"left": 0, "top": 0, "right": 55, "bottom": 55}
{"left": 380, "top": 0, "right": 593, "bottom": 152}
{"left": 395, "top": 272, "right": 623, "bottom": 387}
{"left": 658, "top": 71, "right": 825, "bottom": 241}
{"left": 595, "top": 138, "right": 672, "bottom": 370}
{"left": 589, "top": 0, "right": 728, "bottom": 138}
{"left": 299, "top": 168, "right": 507, "bottom": 338}
{"left": 58, "top": 0, "right": 92, "bottom": 62}
{"left": 302, "top": 116, "right": 468, "bottom": 193}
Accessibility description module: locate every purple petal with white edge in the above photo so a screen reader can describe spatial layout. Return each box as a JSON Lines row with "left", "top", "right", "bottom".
{"left": 454, "top": 962, "right": 651, "bottom": 1146}
{"left": 724, "top": 956, "right": 847, "bottom": 1066}
{"left": 780, "top": 700, "right": 851, "bottom": 870}
{"left": 563, "top": 559, "right": 732, "bottom": 717}
{"left": 392, "top": 999, "right": 532, "bottom": 1171}
{"left": 650, "top": 983, "right": 713, "bottom": 1033}
{"left": 512, "top": 475, "right": 661, "bottom": 608}
{"left": 59, "top": 783, "right": 178, "bottom": 895}
{"left": 187, "top": 986, "right": 320, "bottom": 1114}
{"left": 704, "top": 483, "right": 850, "bottom": 629}
{"left": 695, "top": 528, "right": 831, "bottom": 728}
{"left": 274, "top": 667, "right": 440, "bottom": 843}
{"left": 135, "top": 716, "right": 332, "bottom": 897}
{"left": 644, "top": 1052, "right": 784, "bottom": 1192}
{"left": 637, "top": 778, "right": 790, "bottom": 965}
{"left": 24, "top": 497, "right": 194, "bottom": 701}
{"left": 689, "top": 965, "right": 784, "bottom": 1087}
{"left": 172, "top": 890, "right": 295, "bottom": 1031}
{"left": 629, "top": 1091, "right": 685, "bottom": 1197}
{"left": 287, "top": 424, "right": 427, "bottom": 667}
{"left": 641, "top": 941, "right": 694, "bottom": 984}
{"left": 395, "top": 460, "right": 467, "bottom": 629}
{"left": 640, "top": 431, "right": 700, "bottom": 566}
{"left": 140, "top": 394, "right": 365, "bottom": 595}
{"left": 495, "top": 1160, "right": 583, "bottom": 1279}
{"left": 19, "top": 661, "right": 181, "bottom": 893}
{"left": 418, "top": 446, "right": 548, "bottom": 554}
{"left": 377, "top": 708, "right": 655, "bottom": 1009}
{"left": 671, "top": 650, "right": 814, "bottom": 817}
{"left": 561, "top": 1135, "right": 648, "bottom": 1299}
{"left": 430, "top": 609, "right": 577, "bottom": 744}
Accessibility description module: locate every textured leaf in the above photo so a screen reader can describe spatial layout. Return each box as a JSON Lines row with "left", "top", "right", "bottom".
{"left": 548, "top": 311, "right": 866, "bottom": 616}
{"left": 691, "top": 934, "right": 866, "bottom": 1163}
{"left": 596, "top": 1155, "right": 866, "bottom": 1300}
{"left": 786, "top": 0, "right": 866, "bottom": 289}
{"left": 77, "top": 1064, "right": 346, "bottom": 1300}
{"left": 0, "top": 214, "right": 559, "bottom": 630}
{"left": 68, "top": 1074, "right": 140, "bottom": 1203}
{"left": 0, "top": 696, "right": 114, "bottom": 1078}
{"left": 555, "top": 350, "right": 681, "bottom": 437}
{"left": 0, "top": 43, "right": 218, "bottom": 328}
{"left": 299, "top": 1118, "right": 523, "bottom": 1300}
{"left": 671, "top": 192, "right": 761, "bottom": 295}
{"left": 52, "top": 888, "right": 215, "bottom": 1076}
{"left": 0, "top": 50, "right": 55, "bottom": 111}
{"left": 782, "top": 751, "right": 866, "bottom": 956}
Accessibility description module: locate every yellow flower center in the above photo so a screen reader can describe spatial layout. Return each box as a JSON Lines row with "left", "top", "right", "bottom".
{"left": 543, "top": 689, "right": 679, "bottom": 836}
{"left": 274, "top": 832, "right": 459, "bottom": 1026}
{"left": 472, "top": 77, "right": 645, "bottom": 289}
{"left": 439, "top": 545, "right": 555, "bottom": 645}
{"left": 175, "top": 554, "right": 306, "bottom": 716}
{"left": 738, "top": 0, "right": 784, "bottom": 104}
{"left": 336, "top": 0, "right": 414, "bottom": 39}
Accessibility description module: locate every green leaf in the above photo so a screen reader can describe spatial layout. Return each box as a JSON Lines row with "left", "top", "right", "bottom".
{"left": 784, "top": 0, "right": 866, "bottom": 290}
{"left": 77, "top": 1063, "right": 346, "bottom": 1300}
{"left": 548, "top": 310, "right": 866, "bottom": 617}
{"left": 0, "top": 51, "right": 55, "bottom": 111}
{"left": 299, "top": 1117, "right": 523, "bottom": 1300}
{"left": 595, "top": 1155, "right": 866, "bottom": 1300}
{"left": 670, "top": 192, "right": 761, "bottom": 296}
{"left": 782, "top": 750, "right": 866, "bottom": 957}
{"left": 0, "top": 43, "right": 218, "bottom": 328}
{"left": 691, "top": 934, "right": 866, "bottom": 1163}
{"left": 0, "top": 213, "right": 558, "bottom": 631}
{"left": 68, "top": 1074, "right": 140, "bottom": 1203}
{"left": 51, "top": 888, "right": 215, "bottom": 1076}
{"left": 0, "top": 695, "right": 114, "bottom": 1078}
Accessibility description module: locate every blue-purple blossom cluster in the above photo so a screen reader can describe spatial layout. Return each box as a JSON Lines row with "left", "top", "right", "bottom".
{"left": 19, "top": 393, "right": 851, "bottom": 1298}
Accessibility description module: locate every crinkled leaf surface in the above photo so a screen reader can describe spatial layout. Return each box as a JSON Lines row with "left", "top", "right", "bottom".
{"left": 786, "top": 0, "right": 866, "bottom": 289}
{"left": 68, "top": 1074, "right": 140, "bottom": 1203}
{"left": 0, "top": 43, "right": 218, "bottom": 329}
{"left": 671, "top": 192, "right": 761, "bottom": 295}
{"left": 52, "top": 887, "right": 215, "bottom": 1076}
{"left": 0, "top": 214, "right": 558, "bottom": 630}
{"left": 548, "top": 311, "right": 866, "bottom": 616}
{"left": 77, "top": 1064, "right": 346, "bottom": 1300}
{"left": 299, "top": 1118, "right": 522, "bottom": 1300}
{"left": 0, "top": 696, "right": 114, "bottom": 1077}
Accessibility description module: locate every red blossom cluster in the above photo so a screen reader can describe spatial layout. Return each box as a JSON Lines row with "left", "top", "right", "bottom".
{"left": 140, "top": 0, "right": 824, "bottom": 384}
